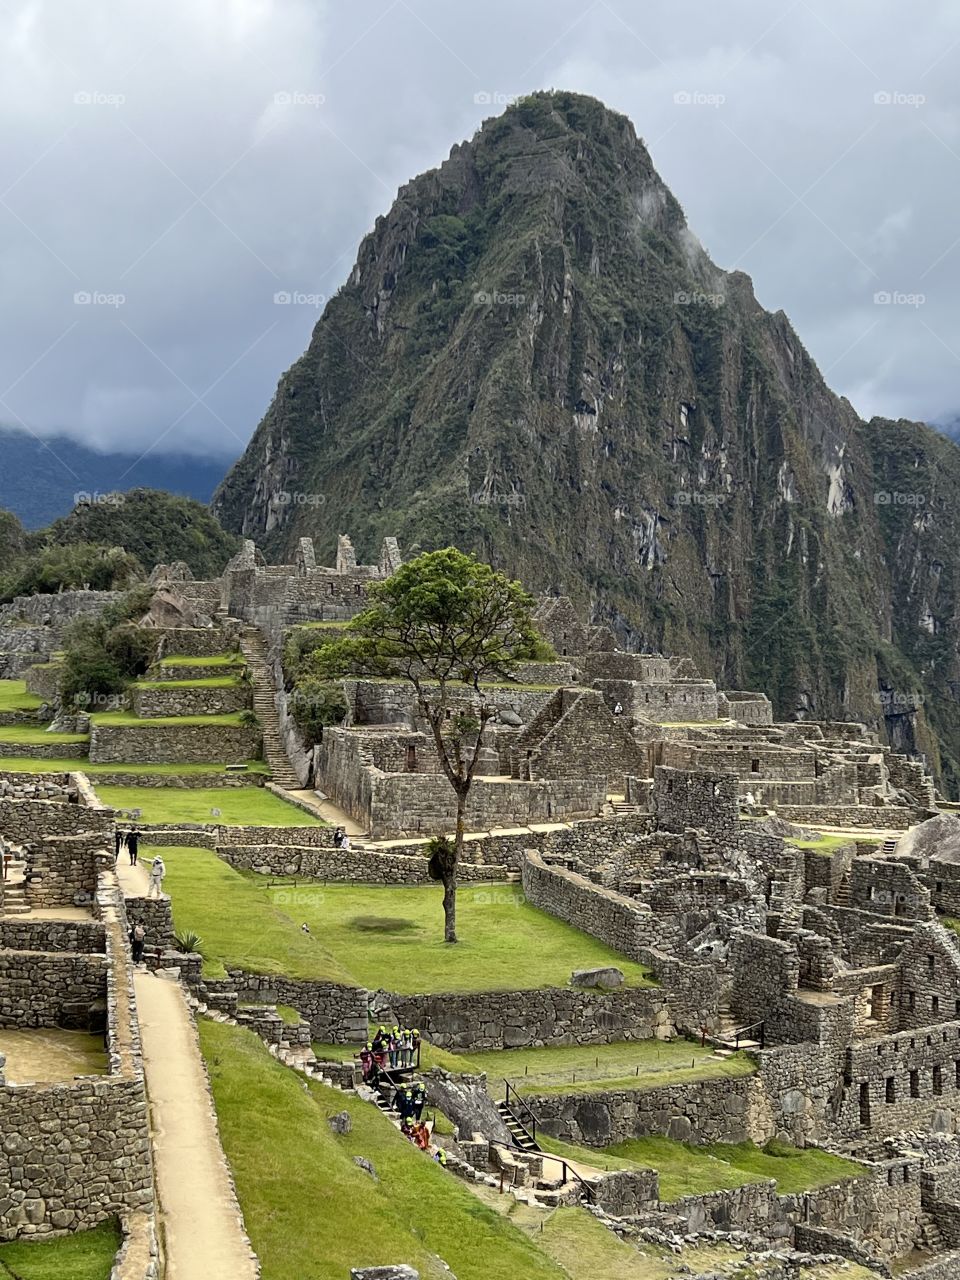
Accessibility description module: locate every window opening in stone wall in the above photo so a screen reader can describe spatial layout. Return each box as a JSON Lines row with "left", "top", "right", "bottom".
{"left": 910, "top": 1069, "right": 920, "bottom": 1098}
{"left": 859, "top": 1081, "right": 871, "bottom": 1127}
{"left": 933, "top": 1066, "right": 943, "bottom": 1096}
{"left": 885, "top": 1076, "right": 896, "bottom": 1103}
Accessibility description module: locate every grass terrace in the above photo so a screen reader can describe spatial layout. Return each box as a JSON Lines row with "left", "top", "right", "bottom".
{"left": 200, "top": 1018, "right": 567, "bottom": 1280}
{"left": 0, "top": 758, "right": 269, "bottom": 776}
{"left": 94, "top": 786, "right": 319, "bottom": 825}
{"left": 157, "top": 653, "right": 245, "bottom": 667}
{"left": 787, "top": 833, "right": 857, "bottom": 852}
{"left": 157, "top": 846, "right": 350, "bottom": 981}
{"left": 133, "top": 675, "right": 244, "bottom": 689}
{"left": 538, "top": 1134, "right": 865, "bottom": 1201}
{"left": 0, "top": 724, "right": 88, "bottom": 744}
{"left": 414, "top": 1040, "right": 754, "bottom": 1097}
{"left": 264, "top": 881, "right": 654, "bottom": 993}
{"left": 0, "top": 1219, "right": 121, "bottom": 1279}
{"left": 90, "top": 710, "right": 248, "bottom": 727}
{"left": 0, "top": 678, "right": 43, "bottom": 713}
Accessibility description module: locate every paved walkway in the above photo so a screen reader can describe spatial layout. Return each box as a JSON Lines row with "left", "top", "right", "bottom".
{"left": 286, "top": 788, "right": 365, "bottom": 833}
{"left": 135, "top": 970, "right": 257, "bottom": 1280}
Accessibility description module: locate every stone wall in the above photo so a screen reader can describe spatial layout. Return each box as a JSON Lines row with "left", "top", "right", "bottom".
{"left": 153, "top": 627, "right": 240, "bottom": 659}
{"left": 0, "top": 919, "right": 105, "bottom": 953}
{"left": 124, "top": 896, "right": 175, "bottom": 950}
{"left": 201, "top": 972, "right": 368, "bottom": 1044}
{"left": 128, "top": 683, "right": 250, "bottom": 718}
{"left": 653, "top": 765, "right": 740, "bottom": 844}
{"left": 0, "top": 951, "right": 106, "bottom": 1028}
{"left": 25, "top": 835, "right": 104, "bottom": 909}
{"left": 526, "top": 1074, "right": 762, "bottom": 1147}
{"left": 89, "top": 722, "right": 261, "bottom": 765}
{"left": 380, "top": 985, "right": 671, "bottom": 1051}
{"left": 717, "top": 691, "right": 774, "bottom": 725}
{"left": 23, "top": 662, "right": 62, "bottom": 703}
{"left": 0, "top": 794, "right": 111, "bottom": 844}
{"left": 217, "top": 843, "right": 508, "bottom": 883}
{"left": 840, "top": 1020, "right": 960, "bottom": 1138}
{"left": 774, "top": 804, "right": 924, "bottom": 828}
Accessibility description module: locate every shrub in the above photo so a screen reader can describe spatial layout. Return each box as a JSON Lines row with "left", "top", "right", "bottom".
{"left": 173, "top": 929, "right": 204, "bottom": 956}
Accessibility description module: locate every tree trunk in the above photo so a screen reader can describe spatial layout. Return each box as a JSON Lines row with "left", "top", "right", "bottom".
{"left": 443, "top": 788, "right": 468, "bottom": 944}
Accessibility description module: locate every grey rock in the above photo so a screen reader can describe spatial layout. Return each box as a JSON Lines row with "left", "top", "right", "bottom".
{"left": 570, "top": 966, "right": 624, "bottom": 989}
{"left": 328, "top": 1109, "right": 353, "bottom": 1135}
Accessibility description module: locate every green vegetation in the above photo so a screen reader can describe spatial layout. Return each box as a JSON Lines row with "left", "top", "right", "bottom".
{"left": 155, "top": 846, "right": 350, "bottom": 981}
{"left": 264, "top": 881, "right": 653, "bottom": 993}
{"left": 0, "top": 679, "right": 42, "bottom": 712}
{"left": 43, "top": 488, "right": 240, "bottom": 580}
{"left": 0, "top": 542, "right": 141, "bottom": 604}
{"left": 200, "top": 1018, "right": 566, "bottom": 1280}
{"left": 91, "top": 710, "right": 247, "bottom": 727}
{"left": 59, "top": 585, "right": 158, "bottom": 705}
{"left": 788, "top": 833, "right": 855, "bottom": 853}
{"left": 0, "top": 1219, "right": 120, "bottom": 1279}
{"left": 413, "top": 1040, "right": 755, "bottom": 1097}
{"left": 94, "top": 786, "right": 320, "bottom": 826}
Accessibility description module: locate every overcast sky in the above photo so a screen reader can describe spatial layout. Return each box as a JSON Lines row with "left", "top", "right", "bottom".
{"left": 1, "top": 0, "right": 958, "bottom": 464}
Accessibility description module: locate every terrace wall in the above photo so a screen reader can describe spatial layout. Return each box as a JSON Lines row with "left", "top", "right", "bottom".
{"left": 129, "top": 684, "right": 250, "bottom": 718}
{"left": 88, "top": 722, "right": 261, "bottom": 765}
{"left": 0, "top": 950, "right": 106, "bottom": 1027}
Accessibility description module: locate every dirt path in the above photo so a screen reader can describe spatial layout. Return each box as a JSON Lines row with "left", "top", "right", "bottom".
{"left": 116, "top": 855, "right": 150, "bottom": 896}
{"left": 134, "top": 972, "right": 257, "bottom": 1280}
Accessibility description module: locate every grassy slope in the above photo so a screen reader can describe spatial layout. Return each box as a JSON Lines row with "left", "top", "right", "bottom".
{"left": 147, "top": 846, "right": 351, "bottom": 982}
{"left": 94, "top": 785, "right": 318, "bottom": 825}
{"left": 158, "top": 654, "right": 244, "bottom": 667}
{"left": 199, "top": 1018, "right": 565, "bottom": 1280}
{"left": 133, "top": 676, "right": 242, "bottom": 689}
{"left": 264, "top": 881, "right": 653, "bottom": 992}
{"left": 0, "top": 679, "right": 42, "bottom": 712}
{"left": 0, "top": 1220, "right": 120, "bottom": 1279}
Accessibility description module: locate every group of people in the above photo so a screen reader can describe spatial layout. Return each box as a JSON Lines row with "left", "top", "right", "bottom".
{"left": 358, "top": 1025, "right": 421, "bottom": 1083}
{"left": 114, "top": 828, "right": 166, "bottom": 898}
{"left": 332, "top": 826, "right": 352, "bottom": 851}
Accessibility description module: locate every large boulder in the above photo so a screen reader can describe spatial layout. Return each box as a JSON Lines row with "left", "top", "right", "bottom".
{"left": 570, "top": 966, "right": 624, "bottom": 988}
{"left": 422, "top": 1069, "right": 513, "bottom": 1146}
{"left": 897, "top": 813, "right": 960, "bottom": 865}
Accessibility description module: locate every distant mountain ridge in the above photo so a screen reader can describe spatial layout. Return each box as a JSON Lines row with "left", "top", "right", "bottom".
{"left": 0, "top": 426, "right": 234, "bottom": 528}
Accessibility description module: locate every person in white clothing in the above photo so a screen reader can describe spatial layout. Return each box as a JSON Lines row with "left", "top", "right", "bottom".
{"left": 147, "top": 856, "right": 166, "bottom": 899}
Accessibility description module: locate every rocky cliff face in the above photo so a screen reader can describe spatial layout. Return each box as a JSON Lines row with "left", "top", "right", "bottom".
{"left": 213, "top": 91, "right": 960, "bottom": 793}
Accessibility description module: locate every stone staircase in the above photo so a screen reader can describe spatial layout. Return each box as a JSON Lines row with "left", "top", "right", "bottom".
{"left": 239, "top": 628, "right": 301, "bottom": 789}
{"left": 881, "top": 836, "right": 899, "bottom": 856}
{"left": 2, "top": 853, "right": 29, "bottom": 916}
{"left": 834, "top": 873, "right": 852, "bottom": 907}
{"left": 496, "top": 1098, "right": 541, "bottom": 1153}
{"left": 711, "top": 1004, "right": 763, "bottom": 1056}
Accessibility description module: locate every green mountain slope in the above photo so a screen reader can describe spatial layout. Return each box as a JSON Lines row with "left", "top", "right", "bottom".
{"left": 213, "top": 90, "right": 960, "bottom": 793}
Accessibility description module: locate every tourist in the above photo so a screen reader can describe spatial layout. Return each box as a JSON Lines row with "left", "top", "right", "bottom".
{"left": 1, "top": 849, "right": 10, "bottom": 881}
{"left": 371, "top": 1029, "right": 387, "bottom": 1070}
{"left": 333, "top": 826, "right": 344, "bottom": 849}
{"left": 411, "top": 1028, "right": 421, "bottom": 1066}
{"left": 147, "top": 855, "right": 166, "bottom": 899}
{"left": 613, "top": 700, "right": 623, "bottom": 716}
{"left": 413, "top": 1121, "right": 430, "bottom": 1151}
{"left": 358, "top": 1044, "right": 375, "bottom": 1082}
{"left": 128, "top": 829, "right": 139, "bottom": 867}
{"left": 433, "top": 1147, "right": 447, "bottom": 1166}
{"left": 130, "top": 921, "right": 146, "bottom": 964}
{"left": 341, "top": 832, "right": 351, "bottom": 851}
{"left": 114, "top": 828, "right": 125, "bottom": 863}
{"left": 411, "top": 1082, "right": 426, "bottom": 1121}
{"left": 400, "top": 1026, "right": 414, "bottom": 1067}
{"left": 388, "top": 1026, "right": 400, "bottom": 1068}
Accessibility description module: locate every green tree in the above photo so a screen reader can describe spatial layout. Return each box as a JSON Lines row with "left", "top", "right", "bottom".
{"left": 316, "top": 548, "right": 546, "bottom": 942}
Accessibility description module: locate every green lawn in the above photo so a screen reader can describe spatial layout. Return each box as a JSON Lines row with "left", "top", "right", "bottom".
{"left": 95, "top": 786, "right": 319, "bottom": 825}
{"left": 133, "top": 676, "right": 242, "bottom": 689}
{"left": 789, "top": 833, "right": 856, "bottom": 852}
{"left": 0, "top": 758, "right": 268, "bottom": 776}
{"left": 158, "top": 654, "right": 244, "bottom": 667}
{"left": 0, "top": 1219, "right": 120, "bottom": 1279}
{"left": 0, "top": 724, "right": 88, "bottom": 744}
{"left": 264, "top": 881, "right": 654, "bottom": 993}
{"left": 600, "top": 1137, "right": 864, "bottom": 1202}
{"left": 407, "top": 1040, "right": 754, "bottom": 1097}
{"left": 155, "top": 846, "right": 350, "bottom": 981}
{"left": 91, "top": 710, "right": 247, "bottom": 727}
{"left": 0, "top": 679, "right": 43, "bottom": 712}
{"left": 199, "top": 1018, "right": 565, "bottom": 1280}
